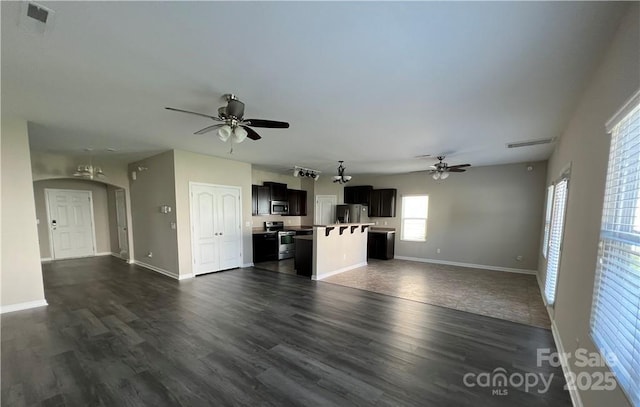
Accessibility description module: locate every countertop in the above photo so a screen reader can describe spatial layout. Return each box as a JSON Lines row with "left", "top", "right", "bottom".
{"left": 252, "top": 226, "right": 314, "bottom": 235}
{"left": 294, "top": 235, "right": 313, "bottom": 241}
{"left": 369, "top": 227, "right": 396, "bottom": 234}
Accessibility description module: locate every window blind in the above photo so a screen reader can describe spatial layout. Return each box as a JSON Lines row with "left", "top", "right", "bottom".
{"left": 590, "top": 100, "right": 640, "bottom": 407}
{"left": 543, "top": 185, "right": 554, "bottom": 258}
{"left": 401, "top": 195, "right": 429, "bottom": 241}
{"left": 544, "top": 178, "right": 568, "bottom": 305}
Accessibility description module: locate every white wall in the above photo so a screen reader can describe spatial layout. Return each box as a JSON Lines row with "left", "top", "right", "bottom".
{"left": 1, "top": 118, "right": 46, "bottom": 311}
{"left": 540, "top": 5, "right": 639, "bottom": 407}
{"left": 354, "top": 161, "right": 547, "bottom": 271}
{"left": 313, "top": 225, "right": 368, "bottom": 279}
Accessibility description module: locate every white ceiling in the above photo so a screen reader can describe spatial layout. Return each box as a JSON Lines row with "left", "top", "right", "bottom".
{"left": 1, "top": 1, "right": 628, "bottom": 174}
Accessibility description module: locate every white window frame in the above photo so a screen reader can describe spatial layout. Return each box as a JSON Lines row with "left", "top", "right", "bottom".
{"left": 544, "top": 172, "right": 569, "bottom": 306}
{"left": 589, "top": 90, "right": 640, "bottom": 407}
{"left": 542, "top": 184, "right": 554, "bottom": 258}
{"left": 400, "top": 195, "right": 429, "bottom": 242}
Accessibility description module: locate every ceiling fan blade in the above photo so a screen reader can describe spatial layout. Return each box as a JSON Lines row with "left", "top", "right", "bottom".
{"left": 448, "top": 164, "right": 471, "bottom": 169}
{"left": 448, "top": 168, "right": 467, "bottom": 172}
{"left": 244, "top": 119, "right": 290, "bottom": 129}
{"left": 166, "top": 107, "right": 220, "bottom": 120}
{"left": 241, "top": 125, "right": 262, "bottom": 140}
{"left": 194, "top": 124, "right": 224, "bottom": 135}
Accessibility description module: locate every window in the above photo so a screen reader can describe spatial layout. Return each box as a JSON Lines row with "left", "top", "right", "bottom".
{"left": 542, "top": 184, "right": 554, "bottom": 258}
{"left": 590, "top": 94, "right": 640, "bottom": 406}
{"left": 544, "top": 177, "right": 568, "bottom": 305}
{"left": 401, "top": 195, "right": 429, "bottom": 241}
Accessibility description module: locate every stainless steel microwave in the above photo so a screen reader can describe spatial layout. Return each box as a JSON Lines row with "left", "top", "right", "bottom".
{"left": 271, "top": 200, "right": 289, "bottom": 215}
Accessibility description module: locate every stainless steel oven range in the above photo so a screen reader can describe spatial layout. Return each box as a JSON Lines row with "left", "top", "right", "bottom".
{"left": 264, "top": 221, "right": 295, "bottom": 260}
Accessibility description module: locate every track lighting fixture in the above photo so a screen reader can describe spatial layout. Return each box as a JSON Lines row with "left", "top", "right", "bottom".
{"left": 293, "top": 165, "right": 320, "bottom": 181}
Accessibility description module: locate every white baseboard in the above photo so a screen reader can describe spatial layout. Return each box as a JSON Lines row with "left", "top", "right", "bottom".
{"left": 242, "top": 262, "right": 255, "bottom": 268}
{"left": 95, "top": 252, "right": 112, "bottom": 257}
{"left": 393, "top": 256, "right": 537, "bottom": 275}
{"left": 1, "top": 299, "right": 48, "bottom": 314}
{"left": 550, "top": 320, "right": 583, "bottom": 407}
{"left": 134, "top": 260, "right": 181, "bottom": 280}
{"left": 313, "top": 261, "right": 368, "bottom": 280}
{"left": 42, "top": 252, "right": 115, "bottom": 262}
{"left": 41, "top": 257, "right": 52, "bottom": 262}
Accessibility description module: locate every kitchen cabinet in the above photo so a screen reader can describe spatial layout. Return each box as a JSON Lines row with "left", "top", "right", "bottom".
{"left": 344, "top": 185, "right": 373, "bottom": 206}
{"left": 286, "top": 189, "right": 307, "bottom": 216}
{"left": 264, "top": 182, "right": 288, "bottom": 201}
{"left": 368, "top": 231, "right": 395, "bottom": 260}
{"left": 369, "top": 188, "right": 397, "bottom": 217}
{"left": 253, "top": 232, "right": 278, "bottom": 262}
{"left": 252, "top": 185, "right": 271, "bottom": 215}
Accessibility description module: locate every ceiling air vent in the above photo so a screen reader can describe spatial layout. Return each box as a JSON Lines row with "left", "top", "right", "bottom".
{"left": 506, "top": 138, "right": 556, "bottom": 149}
{"left": 19, "top": 2, "right": 55, "bottom": 36}
{"left": 27, "top": 3, "right": 49, "bottom": 23}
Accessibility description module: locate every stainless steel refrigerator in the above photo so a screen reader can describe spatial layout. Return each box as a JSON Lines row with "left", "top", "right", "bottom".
{"left": 336, "top": 204, "right": 369, "bottom": 223}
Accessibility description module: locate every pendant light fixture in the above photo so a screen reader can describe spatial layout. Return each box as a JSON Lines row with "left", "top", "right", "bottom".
{"left": 73, "top": 148, "right": 105, "bottom": 180}
{"left": 332, "top": 161, "right": 352, "bottom": 184}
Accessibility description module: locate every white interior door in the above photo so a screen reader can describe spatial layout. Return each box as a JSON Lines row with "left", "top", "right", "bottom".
{"left": 191, "top": 184, "right": 241, "bottom": 275}
{"left": 217, "top": 187, "right": 242, "bottom": 270}
{"left": 46, "top": 189, "right": 96, "bottom": 259}
{"left": 315, "top": 195, "right": 337, "bottom": 225}
{"left": 114, "top": 189, "right": 129, "bottom": 258}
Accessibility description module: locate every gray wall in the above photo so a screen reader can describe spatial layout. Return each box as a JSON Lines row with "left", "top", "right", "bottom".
{"left": 129, "top": 151, "right": 179, "bottom": 275}
{"left": 356, "top": 161, "right": 547, "bottom": 271}
{"left": 174, "top": 149, "right": 253, "bottom": 274}
{"left": 1, "top": 118, "right": 46, "bottom": 308}
{"left": 540, "top": 5, "right": 639, "bottom": 407}
{"left": 33, "top": 179, "right": 113, "bottom": 259}
{"left": 106, "top": 185, "right": 120, "bottom": 254}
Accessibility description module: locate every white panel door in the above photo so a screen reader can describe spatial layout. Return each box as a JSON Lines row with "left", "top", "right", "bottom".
{"left": 46, "top": 189, "right": 96, "bottom": 259}
{"left": 217, "top": 188, "right": 242, "bottom": 271}
{"left": 114, "top": 189, "right": 129, "bottom": 258}
{"left": 315, "top": 195, "right": 337, "bottom": 225}
{"left": 191, "top": 184, "right": 241, "bottom": 275}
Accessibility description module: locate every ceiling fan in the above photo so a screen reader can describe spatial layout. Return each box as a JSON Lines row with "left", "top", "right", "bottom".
{"left": 165, "top": 94, "right": 289, "bottom": 144}
{"left": 428, "top": 155, "right": 471, "bottom": 180}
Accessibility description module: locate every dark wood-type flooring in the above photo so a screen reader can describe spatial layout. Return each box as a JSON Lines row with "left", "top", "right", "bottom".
{"left": 1, "top": 256, "right": 571, "bottom": 406}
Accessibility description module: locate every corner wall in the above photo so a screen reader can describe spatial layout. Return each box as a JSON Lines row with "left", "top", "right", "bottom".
{"left": 540, "top": 5, "right": 639, "bottom": 407}
{"left": 1, "top": 118, "right": 46, "bottom": 311}
{"left": 129, "top": 151, "right": 179, "bottom": 277}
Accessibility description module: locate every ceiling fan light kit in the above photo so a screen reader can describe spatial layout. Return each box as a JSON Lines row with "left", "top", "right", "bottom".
{"left": 428, "top": 155, "right": 470, "bottom": 181}
{"left": 332, "top": 161, "right": 352, "bottom": 184}
{"left": 166, "top": 93, "right": 290, "bottom": 149}
{"left": 73, "top": 164, "right": 105, "bottom": 180}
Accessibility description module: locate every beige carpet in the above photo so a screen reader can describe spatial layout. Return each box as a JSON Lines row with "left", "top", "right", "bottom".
{"left": 321, "top": 259, "right": 551, "bottom": 329}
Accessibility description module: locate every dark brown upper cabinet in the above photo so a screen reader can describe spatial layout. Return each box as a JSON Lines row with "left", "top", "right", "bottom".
{"left": 344, "top": 185, "right": 373, "bottom": 206}
{"left": 264, "top": 182, "right": 288, "bottom": 201}
{"left": 369, "top": 188, "right": 397, "bottom": 217}
{"left": 252, "top": 184, "right": 271, "bottom": 216}
{"left": 286, "top": 189, "right": 307, "bottom": 216}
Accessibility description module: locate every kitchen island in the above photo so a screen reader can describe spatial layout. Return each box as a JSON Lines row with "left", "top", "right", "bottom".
{"left": 294, "top": 223, "right": 373, "bottom": 280}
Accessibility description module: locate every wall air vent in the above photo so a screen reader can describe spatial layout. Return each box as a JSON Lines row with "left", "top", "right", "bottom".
{"left": 27, "top": 3, "right": 49, "bottom": 23}
{"left": 506, "top": 138, "right": 556, "bottom": 149}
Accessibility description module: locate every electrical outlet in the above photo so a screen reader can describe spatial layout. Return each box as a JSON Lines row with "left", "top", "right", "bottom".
{"left": 384, "top": 221, "right": 388, "bottom": 225}
{"left": 436, "top": 248, "right": 441, "bottom": 254}
{"left": 516, "top": 255, "right": 523, "bottom": 262}
{"left": 245, "top": 221, "right": 251, "bottom": 227}
{"left": 170, "top": 222, "right": 176, "bottom": 230}
{"left": 147, "top": 251, "right": 153, "bottom": 258}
